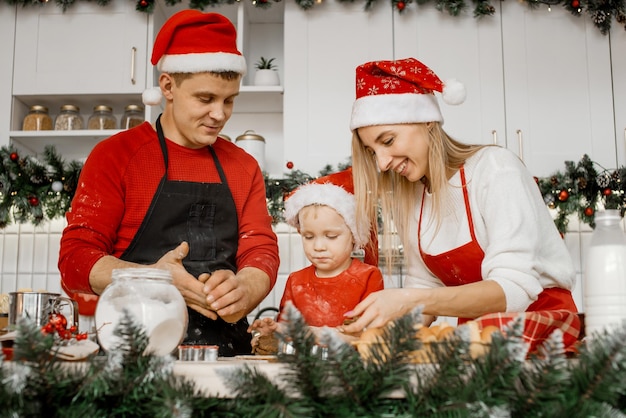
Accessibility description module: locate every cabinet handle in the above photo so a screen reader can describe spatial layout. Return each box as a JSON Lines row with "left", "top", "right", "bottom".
{"left": 491, "top": 130, "right": 498, "bottom": 145}
{"left": 130, "top": 47, "right": 137, "bottom": 85}
{"left": 516, "top": 129, "right": 524, "bottom": 161}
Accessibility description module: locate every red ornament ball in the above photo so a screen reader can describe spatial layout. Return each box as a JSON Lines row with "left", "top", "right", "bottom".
{"left": 603, "top": 188, "right": 612, "bottom": 196}
{"left": 48, "top": 312, "right": 68, "bottom": 330}
{"left": 571, "top": 0, "right": 579, "bottom": 7}
{"left": 558, "top": 190, "right": 569, "bottom": 202}
{"left": 140, "top": 0, "right": 148, "bottom": 6}
{"left": 9, "top": 152, "right": 18, "bottom": 162}
{"left": 584, "top": 207, "right": 594, "bottom": 217}
{"left": 286, "top": 161, "right": 294, "bottom": 169}
{"left": 397, "top": 1, "right": 406, "bottom": 10}
{"left": 28, "top": 196, "right": 39, "bottom": 206}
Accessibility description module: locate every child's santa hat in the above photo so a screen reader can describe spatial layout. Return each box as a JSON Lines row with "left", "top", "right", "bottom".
{"left": 350, "top": 57, "right": 465, "bottom": 130}
{"left": 284, "top": 181, "right": 370, "bottom": 251}
{"left": 142, "top": 10, "right": 246, "bottom": 106}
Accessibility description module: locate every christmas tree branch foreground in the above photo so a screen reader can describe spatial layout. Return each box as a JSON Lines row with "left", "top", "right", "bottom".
{"left": 0, "top": 145, "right": 624, "bottom": 235}
{"left": 1, "top": 308, "right": 626, "bottom": 416}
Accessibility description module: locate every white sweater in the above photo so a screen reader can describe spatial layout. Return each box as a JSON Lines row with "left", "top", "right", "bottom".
{"left": 404, "top": 146, "right": 576, "bottom": 312}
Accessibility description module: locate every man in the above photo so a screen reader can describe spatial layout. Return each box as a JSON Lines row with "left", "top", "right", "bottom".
{"left": 58, "top": 10, "right": 280, "bottom": 356}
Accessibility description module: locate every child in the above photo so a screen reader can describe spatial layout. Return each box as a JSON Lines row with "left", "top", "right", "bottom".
{"left": 248, "top": 181, "right": 384, "bottom": 352}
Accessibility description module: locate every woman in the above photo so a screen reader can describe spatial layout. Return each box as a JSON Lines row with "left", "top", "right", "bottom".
{"left": 340, "top": 58, "right": 579, "bottom": 347}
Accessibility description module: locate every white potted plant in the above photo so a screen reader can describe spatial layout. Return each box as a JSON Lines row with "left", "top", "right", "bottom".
{"left": 253, "top": 57, "right": 280, "bottom": 86}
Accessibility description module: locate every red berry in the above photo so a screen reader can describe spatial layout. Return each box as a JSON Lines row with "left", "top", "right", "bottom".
{"left": 572, "top": 0, "right": 579, "bottom": 7}
{"left": 584, "top": 207, "right": 594, "bottom": 217}
{"left": 603, "top": 188, "right": 612, "bottom": 196}
{"left": 69, "top": 325, "right": 77, "bottom": 333}
{"left": 558, "top": 190, "right": 569, "bottom": 202}
{"left": 76, "top": 332, "right": 88, "bottom": 341}
{"left": 397, "top": 1, "right": 406, "bottom": 10}
{"left": 42, "top": 323, "right": 55, "bottom": 334}
{"left": 9, "top": 152, "right": 18, "bottom": 162}
{"left": 286, "top": 161, "right": 294, "bottom": 169}
{"left": 48, "top": 312, "right": 68, "bottom": 330}
{"left": 28, "top": 196, "right": 39, "bottom": 206}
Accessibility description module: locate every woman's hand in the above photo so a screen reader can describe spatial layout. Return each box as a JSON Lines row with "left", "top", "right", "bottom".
{"left": 338, "top": 289, "right": 418, "bottom": 334}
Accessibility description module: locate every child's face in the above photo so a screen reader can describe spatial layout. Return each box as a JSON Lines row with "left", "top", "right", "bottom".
{"left": 298, "top": 205, "right": 354, "bottom": 278}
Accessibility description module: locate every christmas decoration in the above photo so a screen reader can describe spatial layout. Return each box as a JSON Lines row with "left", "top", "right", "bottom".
{"left": 7, "top": 0, "right": 626, "bottom": 35}
{"left": 2, "top": 307, "right": 626, "bottom": 415}
{"left": 536, "top": 154, "right": 626, "bottom": 234}
{"left": 0, "top": 145, "right": 81, "bottom": 228}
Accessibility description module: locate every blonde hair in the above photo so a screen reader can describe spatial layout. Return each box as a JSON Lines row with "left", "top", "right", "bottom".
{"left": 352, "top": 122, "right": 487, "bottom": 274}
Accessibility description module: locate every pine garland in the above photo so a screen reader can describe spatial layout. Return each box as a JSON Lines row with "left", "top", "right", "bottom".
{"left": 1, "top": 146, "right": 623, "bottom": 236}
{"left": 6, "top": 0, "right": 626, "bottom": 35}
{"left": 2, "top": 308, "right": 626, "bottom": 416}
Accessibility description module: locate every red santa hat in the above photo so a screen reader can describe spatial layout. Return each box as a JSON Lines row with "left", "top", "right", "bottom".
{"left": 284, "top": 181, "right": 370, "bottom": 250}
{"left": 143, "top": 10, "right": 246, "bottom": 106}
{"left": 350, "top": 57, "right": 466, "bottom": 131}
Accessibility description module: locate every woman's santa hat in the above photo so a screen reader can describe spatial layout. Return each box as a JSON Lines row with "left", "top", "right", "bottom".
{"left": 350, "top": 57, "right": 466, "bottom": 130}
{"left": 284, "top": 182, "right": 370, "bottom": 251}
{"left": 142, "top": 10, "right": 246, "bottom": 106}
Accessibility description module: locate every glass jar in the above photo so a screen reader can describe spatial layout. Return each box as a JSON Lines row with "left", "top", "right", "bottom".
{"left": 120, "top": 104, "right": 144, "bottom": 130}
{"left": 88, "top": 105, "right": 117, "bottom": 130}
{"left": 55, "top": 105, "right": 84, "bottom": 130}
{"left": 22, "top": 105, "right": 53, "bottom": 131}
{"left": 94, "top": 268, "right": 188, "bottom": 356}
{"left": 583, "top": 209, "right": 626, "bottom": 337}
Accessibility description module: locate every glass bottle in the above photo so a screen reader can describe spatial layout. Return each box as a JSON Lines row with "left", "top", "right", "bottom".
{"left": 583, "top": 209, "right": 626, "bottom": 337}
{"left": 94, "top": 268, "right": 188, "bottom": 355}
{"left": 120, "top": 104, "right": 144, "bottom": 129}
{"left": 55, "top": 105, "right": 84, "bottom": 130}
{"left": 88, "top": 105, "right": 117, "bottom": 130}
{"left": 22, "top": 105, "right": 53, "bottom": 131}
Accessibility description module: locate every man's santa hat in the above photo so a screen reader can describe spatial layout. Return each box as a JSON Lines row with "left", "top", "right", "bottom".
{"left": 142, "top": 10, "right": 246, "bottom": 106}
{"left": 350, "top": 57, "right": 466, "bottom": 130}
{"left": 284, "top": 180, "right": 370, "bottom": 251}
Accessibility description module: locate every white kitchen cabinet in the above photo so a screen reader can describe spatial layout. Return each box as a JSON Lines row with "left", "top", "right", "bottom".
{"left": 283, "top": 1, "right": 394, "bottom": 176}
{"left": 393, "top": 5, "right": 505, "bottom": 146}
{"left": 500, "top": 2, "right": 616, "bottom": 177}
{"left": 8, "top": 1, "right": 285, "bottom": 166}
{"left": 611, "top": 25, "right": 626, "bottom": 167}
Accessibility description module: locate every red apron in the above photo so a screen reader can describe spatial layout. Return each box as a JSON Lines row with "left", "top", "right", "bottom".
{"left": 418, "top": 167, "right": 580, "bottom": 351}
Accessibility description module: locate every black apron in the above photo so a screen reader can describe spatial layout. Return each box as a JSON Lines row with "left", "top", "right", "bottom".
{"left": 120, "top": 115, "right": 251, "bottom": 356}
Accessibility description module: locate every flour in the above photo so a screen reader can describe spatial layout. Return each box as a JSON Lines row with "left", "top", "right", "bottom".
{"left": 95, "top": 277, "right": 188, "bottom": 356}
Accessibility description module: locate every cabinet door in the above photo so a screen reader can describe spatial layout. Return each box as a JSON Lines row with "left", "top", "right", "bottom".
{"left": 393, "top": 6, "right": 505, "bottom": 146}
{"left": 283, "top": 1, "right": 394, "bottom": 175}
{"left": 611, "top": 26, "right": 626, "bottom": 167}
{"left": 501, "top": 2, "right": 616, "bottom": 177}
{"left": 13, "top": 2, "right": 148, "bottom": 95}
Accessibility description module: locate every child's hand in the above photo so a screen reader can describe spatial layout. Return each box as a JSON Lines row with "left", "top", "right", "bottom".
{"left": 248, "top": 317, "right": 278, "bottom": 337}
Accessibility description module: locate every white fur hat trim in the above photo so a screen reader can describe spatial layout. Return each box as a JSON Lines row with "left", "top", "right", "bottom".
{"left": 284, "top": 183, "right": 370, "bottom": 250}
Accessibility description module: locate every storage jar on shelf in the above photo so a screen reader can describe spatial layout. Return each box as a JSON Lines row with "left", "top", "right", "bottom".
{"left": 120, "top": 104, "right": 144, "bottom": 129}
{"left": 55, "top": 105, "right": 84, "bottom": 130}
{"left": 22, "top": 105, "right": 53, "bottom": 131}
{"left": 583, "top": 209, "right": 626, "bottom": 338}
{"left": 235, "top": 130, "right": 266, "bottom": 171}
{"left": 94, "top": 268, "right": 188, "bottom": 356}
{"left": 88, "top": 105, "right": 117, "bottom": 130}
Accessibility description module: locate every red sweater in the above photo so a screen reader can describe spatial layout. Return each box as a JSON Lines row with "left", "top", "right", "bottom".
{"left": 279, "top": 258, "right": 384, "bottom": 327}
{"left": 59, "top": 122, "right": 279, "bottom": 294}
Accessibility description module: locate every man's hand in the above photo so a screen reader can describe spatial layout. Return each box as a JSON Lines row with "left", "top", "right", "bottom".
{"left": 154, "top": 242, "right": 218, "bottom": 320}
{"left": 203, "top": 266, "right": 271, "bottom": 323}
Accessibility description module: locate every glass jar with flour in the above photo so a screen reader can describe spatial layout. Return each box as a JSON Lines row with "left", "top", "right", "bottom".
{"left": 94, "top": 268, "right": 188, "bottom": 356}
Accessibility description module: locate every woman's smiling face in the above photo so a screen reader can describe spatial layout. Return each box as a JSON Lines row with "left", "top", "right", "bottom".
{"left": 357, "top": 123, "right": 430, "bottom": 183}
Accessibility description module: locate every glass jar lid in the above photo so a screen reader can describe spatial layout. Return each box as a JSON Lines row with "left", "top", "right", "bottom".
{"left": 93, "top": 105, "right": 113, "bottom": 112}
{"left": 60, "top": 104, "right": 80, "bottom": 112}
{"left": 111, "top": 267, "right": 173, "bottom": 282}
{"left": 124, "top": 104, "right": 143, "bottom": 112}
{"left": 30, "top": 105, "right": 48, "bottom": 112}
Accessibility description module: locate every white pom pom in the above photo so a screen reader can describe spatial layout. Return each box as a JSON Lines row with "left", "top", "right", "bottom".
{"left": 441, "top": 79, "right": 466, "bottom": 105}
{"left": 142, "top": 87, "right": 163, "bottom": 106}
